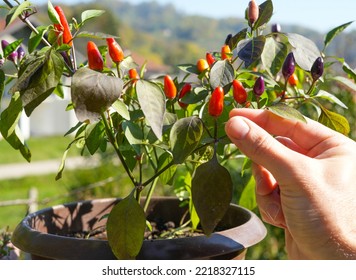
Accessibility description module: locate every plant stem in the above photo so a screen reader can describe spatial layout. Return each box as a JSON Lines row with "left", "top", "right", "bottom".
{"left": 143, "top": 177, "right": 159, "bottom": 212}
{"left": 100, "top": 111, "right": 137, "bottom": 187}
{"left": 141, "top": 160, "right": 175, "bottom": 188}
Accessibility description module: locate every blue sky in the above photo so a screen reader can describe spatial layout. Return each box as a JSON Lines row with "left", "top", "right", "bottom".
{"left": 32, "top": 0, "right": 356, "bottom": 33}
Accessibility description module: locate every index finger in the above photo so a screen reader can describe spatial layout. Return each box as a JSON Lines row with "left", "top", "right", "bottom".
{"left": 229, "top": 108, "right": 346, "bottom": 152}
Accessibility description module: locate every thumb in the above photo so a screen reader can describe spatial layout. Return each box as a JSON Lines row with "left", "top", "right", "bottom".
{"left": 225, "top": 116, "right": 306, "bottom": 182}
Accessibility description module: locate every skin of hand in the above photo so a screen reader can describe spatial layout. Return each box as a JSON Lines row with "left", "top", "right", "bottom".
{"left": 225, "top": 108, "right": 356, "bottom": 260}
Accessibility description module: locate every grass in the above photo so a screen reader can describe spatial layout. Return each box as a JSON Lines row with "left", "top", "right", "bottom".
{"left": 0, "top": 135, "right": 75, "bottom": 164}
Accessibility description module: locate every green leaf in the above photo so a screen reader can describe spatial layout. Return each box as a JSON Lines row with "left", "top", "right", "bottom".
{"left": 254, "top": 0, "right": 273, "bottom": 30}
{"left": 158, "top": 153, "right": 177, "bottom": 185}
{"left": 112, "top": 99, "right": 130, "bottom": 120}
{"left": 267, "top": 103, "right": 307, "bottom": 123}
{"left": 5, "top": 1, "right": 31, "bottom": 27}
{"left": 237, "top": 36, "right": 266, "bottom": 67}
{"left": 85, "top": 121, "right": 105, "bottom": 155}
{"left": 239, "top": 176, "right": 257, "bottom": 210}
{"left": 332, "top": 76, "right": 356, "bottom": 92}
{"left": 192, "top": 156, "right": 233, "bottom": 235}
{"left": 180, "top": 87, "right": 208, "bottom": 104}
{"left": 71, "top": 67, "right": 123, "bottom": 123}
{"left": 76, "top": 31, "right": 117, "bottom": 39}
{"left": 261, "top": 37, "right": 288, "bottom": 76}
{"left": 81, "top": 9, "right": 106, "bottom": 25}
{"left": 0, "top": 70, "right": 4, "bottom": 105}
{"left": 318, "top": 105, "right": 350, "bottom": 136}
{"left": 3, "top": 39, "right": 22, "bottom": 58}
{"left": 286, "top": 33, "right": 320, "bottom": 71}
{"left": 177, "top": 63, "right": 199, "bottom": 75}
{"left": 10, "top": 49, "right": 64, "bottom": 116}
{"left": 314, "top": 90, "right": 348, "bottom": 109}
{"left": 209, "top": 60, "right": 235, "bottom": 89}
{"left": 170, "top": 116, "right": 204, "bottom": 164}
{"left": 122, "top": 120, "right": 144, "bottom": 154}
{"left": 229, "top": 28, "right": 248, "bottom": 50}
{"left": 136, "top": 80, "right": 166, "bottom": 140}
{"left": 28, "top": 26, "right": 49, "bottom": 53}
{"left": 47, "top": 0, "right": 60, "bottom": 24}
{"left": 0, "top": 92, "right": 31, "bottom": 162}
{"left": 107, "top": 194, "right": 146, "bottom": 260}
{"left": 341, "top": 61, "right": 356, "bottom": 83}
{"left": 324, "top": 21, "right": 353, "bottom": 51}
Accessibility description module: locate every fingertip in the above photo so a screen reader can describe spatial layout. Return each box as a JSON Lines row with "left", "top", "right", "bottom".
{"left": 225, "top": 116, "right": 251, "bottom": 140}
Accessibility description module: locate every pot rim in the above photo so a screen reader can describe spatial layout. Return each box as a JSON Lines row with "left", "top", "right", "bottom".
{"left": 12, "top": 197, "right": 267, "bottom": 259}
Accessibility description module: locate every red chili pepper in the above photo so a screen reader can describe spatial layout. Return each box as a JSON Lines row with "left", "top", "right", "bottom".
{"left": 54, "top": 6, "right": 73, "bottom": 46}
{"left": 178, "top": 83, "right": 191, "bottom": 109}
{"left": 206, "top": 52, "right": 215, "bottom": 67}
{"left": 208, "top": 86, "right": 224, "bottom": 117}
{"left": 164, "top": 75, "right": 177, "bottom": 99}
{"left": 232, "top": 80, "right": 247, "bottom": 104}
{"left": 87, "top": 41, "right": 103, "bottom": 71}
{"left": 221, "top": 44, "right": 231, "bottom": 61}
{"left": 128, "top": 68, "right": 139, "bottom": 84}
{"left": 106, "top": 38, "right": 124, "bottom": 64}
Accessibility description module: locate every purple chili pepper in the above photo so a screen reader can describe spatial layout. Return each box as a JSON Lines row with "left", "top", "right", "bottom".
{"left": 282, "top": 52, "right": 295, "bottom": 80}
{"left": 311, "top": 57, "right": 324, "bottom": 82}
{"left": 17, "top": 46, "right": 25, "bottom": 61}
{"left": 253, "top": 76, "right": 265, "bottom": 97}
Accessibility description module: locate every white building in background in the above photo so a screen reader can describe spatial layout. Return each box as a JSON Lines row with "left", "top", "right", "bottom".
{"left": 1, "top": 18, "right": 78, "bottom": 140}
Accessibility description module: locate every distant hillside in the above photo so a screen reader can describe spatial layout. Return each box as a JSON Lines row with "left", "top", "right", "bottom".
{"left": 5, "top": 0, "right": 356, "bottom": 71}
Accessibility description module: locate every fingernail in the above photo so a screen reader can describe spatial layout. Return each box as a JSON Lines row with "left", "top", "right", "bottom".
{"left": 226, "top": 117, "right": 250, "bottom": 140}
{"left": 266, "top": 203, "right": 280, "bottom": 221}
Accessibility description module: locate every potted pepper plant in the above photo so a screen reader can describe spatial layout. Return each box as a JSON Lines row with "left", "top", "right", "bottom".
{"left": 0, "top": 0, "right": 353, "bottom": 259}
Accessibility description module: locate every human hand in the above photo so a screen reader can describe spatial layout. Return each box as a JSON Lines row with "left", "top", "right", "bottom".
{"left": 225, "top": 108, "right": 356, "bottom": 259}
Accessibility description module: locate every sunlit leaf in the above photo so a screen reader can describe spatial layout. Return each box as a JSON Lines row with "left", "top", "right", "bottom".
{"left": 81, "top": 9, "right": 106, "bottom": 25}
{"left": 324, "top": 21, "right": 353, "bottom": 50}
{"left": 314, "top": 90, "right": 348, "bottom": 109}
{"left": 286, "top": 33, "right": 320, "bottom": 71}
{"left": 170, "top": 116, "right": 203, "bottom": 164}
{"left": 136, "top": 80, "right": 165, "bottom": 140}
{"left": 267, "top": 103, "right": 307, "bottom": 123}
{"left": 254, "top": 0, "right": 273, "bottom": 30}
{"left": 239, "top": 176, "right": 257, "bottom": 210}
{"left": 318, "top": 105, "right": 350, "bottom": 136}
{"left": 261, "top": 38, "right": 288, "bottom": 77}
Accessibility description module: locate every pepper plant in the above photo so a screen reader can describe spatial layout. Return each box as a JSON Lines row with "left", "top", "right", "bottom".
{"left": 0, "top": 0, "right": 354, "bottom": 259}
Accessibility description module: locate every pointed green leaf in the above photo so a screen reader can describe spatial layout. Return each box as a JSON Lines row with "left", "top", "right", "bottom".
{"left": 158, "top": 153, "right": 177, "bottom": 185}
{"left": 286, "top": 33, "right": 320, "bottom": 71}
{"left": 237, "top": 36, "right": 266, "bottom": 67}
{"left": 318, "top": 105, "right": 350, "bottom": 136}
{"left": 2, "top": 39, "right": 22, "bottom": 58}
{"left": 180, "top": 87, "right": 208, "bottom": 104}
{"left": 332, "top": 76, "right": 356, "bottom": 92}
{"left": 254, "top": 0, "right": 273, "bottom": 30}
{"left": 170, "top": 116, "right": 203, "bottom": 164}
{"left": 209, "top": 60, "right": 235, "bottom": 89}
{"left": 76, "top": 32, "right": 117, "bottom": 39}
{"left": 112, "top": 99, "right": 130, "bottom": 120}
{"left": 229, "top": 28, "right": 248, "bottom": 50}
{"left": 0, "top": 92, "right": 31, "bottom": 162}
{"left": 261, "top": 38, "right": 288, "bottom": 76}
{"left": 5, "top": 1, "right": 31, "bottom": 27}
{"left": 267, "top": 103, "right": 307, "bottom": 123}
{"left": 239, "top": 176, "right": 257, "bottom": 210}
{"left": 85, "top": 121, "right": 105, "bottom": 155}
{"left": 192, "top": 156, "right": 233, "bottom": 235}
{"left": 71, "top": 68, "right": 123, "bottom": 123}
{"left": 136, "top": 80, "right": 165, "bottom": 140}
{"left": 177, "top": 63, "right": 199, "bottom": 75}
{"left": 81, "top": 9, "right": 106, "bottom": 24}
{"left": 0, "top": 70, "right": 4, "bottom": 105}
{"left": 324, "top": 21, "right": 353, "bottom": 50}
{"left": 314, "top": 90, "right": 348, "bottom": 109}
{"left": 107, "top": 194, "right": 146, "bottom": 260}
{"left": 47, "top": 0, "right": 60, "bottom": 24}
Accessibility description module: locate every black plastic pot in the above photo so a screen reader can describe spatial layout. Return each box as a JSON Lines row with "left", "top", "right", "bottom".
{"left": 12, "top": 197, "right": 266, "bottom": 260}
